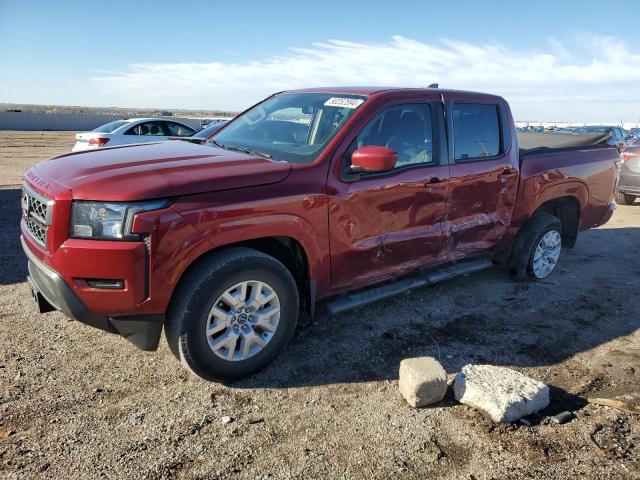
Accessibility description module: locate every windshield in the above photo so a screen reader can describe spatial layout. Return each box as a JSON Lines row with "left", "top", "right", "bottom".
{"left": 92, "top": 120, "right": 129, "bottom": 133}
{"left": 211, "top": 93, "right": 367, "bottom": 163}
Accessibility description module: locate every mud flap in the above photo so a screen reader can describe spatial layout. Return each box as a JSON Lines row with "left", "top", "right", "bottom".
{"left": 27, "top": 276, "right": 56, "bottom": 314}
{"left": 110, "top": 316, "right": 164, "bottom": 351}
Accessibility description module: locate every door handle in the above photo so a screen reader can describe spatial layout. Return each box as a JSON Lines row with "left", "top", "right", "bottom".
{"left": 424, "top": 177, "right": 444, "bottom": 187}
{"left": 424, "top": 177, "right": 445, "bottom": 192}
{"left": 498, "top": 167, "right": 517, "bottom": 177}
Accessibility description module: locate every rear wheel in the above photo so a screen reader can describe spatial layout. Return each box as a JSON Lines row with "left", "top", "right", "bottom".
{"left": 509, "top": 213, "right": 563, "bottom": 281}
{"left": 614, "top": 191, "right": 636, "bottom": 205}
{"left": 165, "top": 248, "right": 299, "bottom": 381}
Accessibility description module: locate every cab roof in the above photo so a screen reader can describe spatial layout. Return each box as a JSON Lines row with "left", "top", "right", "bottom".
{"left": 285, "top": 86, "right": 502, "bottom": 100}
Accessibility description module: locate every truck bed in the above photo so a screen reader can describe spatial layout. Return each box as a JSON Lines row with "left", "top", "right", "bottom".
{"left": 516, "top": 141, "right": 619, "bottom": 232}
{"left": 517, "top": 131, "right": 610, "bottom": 152}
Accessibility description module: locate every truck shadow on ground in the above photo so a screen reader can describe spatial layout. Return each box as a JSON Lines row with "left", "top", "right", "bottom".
{"left": 0, "top": 188, "right": 27, "bottom": 285}
{"left": 236, "top": 224, "right": 640, "bottom": 394}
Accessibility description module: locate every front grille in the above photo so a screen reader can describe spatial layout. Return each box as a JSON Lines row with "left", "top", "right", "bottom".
{"left": 22, "top": 184, "right": 54, "bottom": 247}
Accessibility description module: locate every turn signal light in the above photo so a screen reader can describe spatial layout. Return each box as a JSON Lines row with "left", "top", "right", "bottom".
{"left": 88, "top": 137, "right": 110, "bottom": 147}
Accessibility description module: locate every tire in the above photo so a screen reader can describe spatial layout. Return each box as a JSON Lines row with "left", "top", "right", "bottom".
{"left": 508, "top": 213, "right": 562, "bottom": 281}
{"left": 614, "top": 191, "right": 636, "bottom": 205}
{"left": 165, "top": 247, "right": 299, "bottom": 381}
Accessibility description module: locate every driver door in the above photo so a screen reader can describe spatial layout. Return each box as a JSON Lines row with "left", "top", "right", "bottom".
{"left": 327, "top": 99, "right": 449, "bottom": 291}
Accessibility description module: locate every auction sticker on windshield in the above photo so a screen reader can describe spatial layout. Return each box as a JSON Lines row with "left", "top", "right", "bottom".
{"left": 324, "top": 97, "right": 365, "bottom": 109}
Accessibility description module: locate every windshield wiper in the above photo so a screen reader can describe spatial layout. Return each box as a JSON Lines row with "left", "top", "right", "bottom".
{"left": 206, "top": 139, "right": 272, "bottom": 159}
{"left": 208, "top": 139, "right": 227, "bottom": 149}
{"left": 225, "top": 145, "right": 272, "bottom": 159}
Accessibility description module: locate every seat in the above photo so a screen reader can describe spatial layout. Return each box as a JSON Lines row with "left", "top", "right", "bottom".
{"left": 149, "top": 125, "right": 160, "bottom": 135}
{"left": 139, "top": 125, "right": 150, "bottom": 135}
{"left": 376, "top": 109, "right": 402, "bottom": 146}
{"left": 385, "top": 111, "right": 428, "bottom": 166}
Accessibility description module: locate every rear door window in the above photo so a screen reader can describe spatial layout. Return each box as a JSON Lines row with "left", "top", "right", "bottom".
{"left": 164, "top": 122, "right": 196, "bottom": 137}
{"left": 451, "top": 104, "right": 501, "bottom": 161}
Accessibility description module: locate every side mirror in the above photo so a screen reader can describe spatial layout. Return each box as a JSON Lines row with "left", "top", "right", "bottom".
{"left": 351, "top": 145, "right": 397, "bottom": 173}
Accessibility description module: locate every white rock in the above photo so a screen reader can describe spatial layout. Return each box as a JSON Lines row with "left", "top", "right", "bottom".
{"left": 454, "top": 365, "right": 549, "bottom": 423}
{"left": 221, "top": 416, "right": 233, "bottom": 424}
{"left": 398, "top": 357, "right": 447, "bottom": 407}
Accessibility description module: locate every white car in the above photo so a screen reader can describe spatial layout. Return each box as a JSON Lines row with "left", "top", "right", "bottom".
{"left": 72, "top": 118, "right": 197, "bottom": 152}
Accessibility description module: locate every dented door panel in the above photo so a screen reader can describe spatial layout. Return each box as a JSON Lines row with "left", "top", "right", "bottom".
{"left": 445, "top": 160, "right": 518, "bottom": 260}
{"left": 328, "top": 164, "right": 449, "bottom": 290}
{"left": 326, "top": 93, "right": 449, "bottom": 291}
{"left": 442, "top": 95, "right": 519, "bottom": 261}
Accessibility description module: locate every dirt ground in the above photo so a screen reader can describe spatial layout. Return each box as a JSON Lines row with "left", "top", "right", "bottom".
{"left": 0, "top": 131, "right": 75, "bottom": 186}
{"left": 0, "top": 131, "right": 639, "bottom": 479}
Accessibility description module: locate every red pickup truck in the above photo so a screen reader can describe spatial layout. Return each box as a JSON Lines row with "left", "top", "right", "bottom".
{"left": 21, "top": 87, "right": 618, "bottom": 380}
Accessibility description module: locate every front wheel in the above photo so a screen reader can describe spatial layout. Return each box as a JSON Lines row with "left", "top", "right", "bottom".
{"left": 165, "top": 248, "right": 299, "bottom": 381}
{"left": 614, "top": 191, "right": 636, "bottom": 205}
{"left": 509, "top": 213, "right": 563, "bottom": 281}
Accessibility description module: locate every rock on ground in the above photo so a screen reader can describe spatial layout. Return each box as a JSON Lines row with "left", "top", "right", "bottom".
{"left": 453, "top": 364, "right": 549, "bottom": 423}
{"left": 398, "top": 357, "right": 447, "bottom": 407}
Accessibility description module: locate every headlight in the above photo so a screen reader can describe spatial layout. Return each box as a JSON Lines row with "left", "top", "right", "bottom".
{"left": 70, "top": 199, "right": 172, "bottom": 241}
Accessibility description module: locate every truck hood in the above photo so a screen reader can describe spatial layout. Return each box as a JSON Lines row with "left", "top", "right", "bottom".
{"left": 28, "top": 141, "right": 292, "bottom": 201}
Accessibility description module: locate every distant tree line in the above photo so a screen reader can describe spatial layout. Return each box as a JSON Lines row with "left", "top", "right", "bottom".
{"left": 0, "top": 103, "right": 236, "bottom": 119}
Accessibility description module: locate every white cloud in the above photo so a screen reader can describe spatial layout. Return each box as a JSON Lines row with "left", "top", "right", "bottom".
{"left": 92, "top": 35, "right": 640, "bottom": 123}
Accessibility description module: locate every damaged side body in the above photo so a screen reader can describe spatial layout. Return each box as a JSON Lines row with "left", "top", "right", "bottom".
{"left": 325, "top": 90, "right": 525, "bottom": 292}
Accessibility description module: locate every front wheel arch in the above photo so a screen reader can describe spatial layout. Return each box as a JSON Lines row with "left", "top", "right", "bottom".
{"left": 169, "top": 236, "right": 313, "bottom": 326}
{"left": 164, "top": 246, "right": 300, "bottom": 380}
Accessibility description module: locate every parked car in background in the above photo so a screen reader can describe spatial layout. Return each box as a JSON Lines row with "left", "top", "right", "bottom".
{"left": 22, "top": 87, "right": 619, "bottom": 380}
{"left": 629, "top": 128, "right": 640, "bottom": 142}
{"left": 616, "top": 148, "right": 640, "bottom": 204}
{"left": 565, "top": 126, "right": 640, "bottom": 204}
{"left": 169, "top": 120, "right": 228, "bottom": 144}
{"left": 200, "top": 118, "right": 230, "bottom": 129}
{"left": 72, "top": 118, "right": 197, "bottom": 152}
{"left": 572, "top": 126, "right": 634, "bottom": 149}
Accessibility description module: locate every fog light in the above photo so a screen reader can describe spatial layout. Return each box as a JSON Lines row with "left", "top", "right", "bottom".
{"left": 86, "top": 279, "right": 124, "bottom": 290}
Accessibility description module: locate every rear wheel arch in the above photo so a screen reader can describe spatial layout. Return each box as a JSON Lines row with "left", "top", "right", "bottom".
{"left": 533, "top": 196, "right": 581, "bottom": 248}
{"left": 495, "top": 194, "right": 582, "bottom": 268}
{"left": 508, "top": 212, "right": 562, "bottom": 280}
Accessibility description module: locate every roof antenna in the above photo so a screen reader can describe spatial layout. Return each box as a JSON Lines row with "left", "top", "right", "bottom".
{"left": 428, "top": 83, "right": 439, "bottom": 88}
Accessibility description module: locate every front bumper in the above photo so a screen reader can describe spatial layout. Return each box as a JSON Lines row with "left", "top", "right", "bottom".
{"left": 22, "top": 236, "right": 163, "bottom": 350}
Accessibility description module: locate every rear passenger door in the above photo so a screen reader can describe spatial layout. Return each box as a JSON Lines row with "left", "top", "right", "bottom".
{"left": 327, "top": 97, "right": 449, "bottom": 291}
{"left": 444, "top": 98, "right": 519, "bottom": 260}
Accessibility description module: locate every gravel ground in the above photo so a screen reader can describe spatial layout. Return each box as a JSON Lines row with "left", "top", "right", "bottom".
{"left": 1, "top": 131, "right": 639, "bottom": 479}
{"left": 0, "top": 131, "right": 75, "bottom": 186}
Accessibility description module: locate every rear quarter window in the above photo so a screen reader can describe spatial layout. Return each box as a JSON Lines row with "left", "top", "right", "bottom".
{"left": 92, "top": 120, "right": 129, "bottom": 133}
{"left": 452, "top": 103, "right": 501, "bottom": 161}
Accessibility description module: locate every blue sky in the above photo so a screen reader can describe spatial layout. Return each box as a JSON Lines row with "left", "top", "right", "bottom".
{"left": 1, "top": 0, "right": 639, "bottom": 122}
